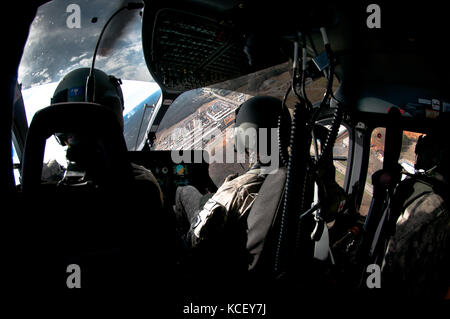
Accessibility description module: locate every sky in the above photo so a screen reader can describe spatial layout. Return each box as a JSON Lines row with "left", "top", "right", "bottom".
{"left": 18, "top": 0, "right": 153, "bottom": 89}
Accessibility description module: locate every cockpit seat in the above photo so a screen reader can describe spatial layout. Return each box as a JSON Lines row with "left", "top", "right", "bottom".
{"left": 19, "top": 102, "right": 175, "bottom": 292}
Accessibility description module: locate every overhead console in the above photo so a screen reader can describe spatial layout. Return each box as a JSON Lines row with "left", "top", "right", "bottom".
{"left": 148, "top": 8, "right": 250, "bottom": 92}
{"left": 141, "top": 0, "right": 313, "bottom": 95}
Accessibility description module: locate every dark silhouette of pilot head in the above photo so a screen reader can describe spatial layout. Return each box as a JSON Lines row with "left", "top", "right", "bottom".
{"left": 51, "top": 68, "right": 124, "bottom": 176}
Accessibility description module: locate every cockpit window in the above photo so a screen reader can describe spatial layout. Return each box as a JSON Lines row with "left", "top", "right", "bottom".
{"left": 359, "top": 128, "right": 423, "bottom": 216}
{"left": 18, "top": 0, "right": 160, "bottom": 155}
{"left": 19, "top": 0, "right": 152, "bottom": 88}
{"left": 153, "top": 61, "right": 339, "bottom": 153}
{"left": 152, "top": 61, "right": 339, "bottom": 184}
{"left": 153, "top": 88, "right": 252, "bottom": 156}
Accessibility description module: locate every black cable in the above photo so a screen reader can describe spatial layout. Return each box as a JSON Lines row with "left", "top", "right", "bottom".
{"left": 278, "top": 85, "right": 292, "bottom": 168}
{"left": 274, "top": 97, "right": 310, "bottom": 275}
{"left": 278, "top": 115, "right": 289, "bottom": 168}
{"left": 86, "top": 2, "right": 144, "bottom": 102}
{"left": 274, "top": 101, "right": 306, "bottom": 274}
{"left": 317, "top": 106, "right": 343, "bottom": 169}
{"left": 300, "top": 32, "right": 309, "bottom": 106}
{"left": 307, "top": 28, "right": 335, "bottom": 129}
{"left": 292, "top": 32, "right": 315, "bottom": 258}
{"left": 274, "top": 31, "right": 318, "bottom": 275}
{"left": 274, "top": 27, "right": 342, "bottom": 276}
{"left": 309, "top": 27, "right": 342, "bottom": 170}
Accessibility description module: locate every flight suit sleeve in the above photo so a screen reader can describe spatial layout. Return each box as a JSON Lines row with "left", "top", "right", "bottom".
{"left": 187, "top": 171, "right": 264, "bottom": 248}
{"left": 188, "top": 174, "right": 240, "bottom": 247}
{"left": 188, "top": 198, "right": 227, "bottom": 247}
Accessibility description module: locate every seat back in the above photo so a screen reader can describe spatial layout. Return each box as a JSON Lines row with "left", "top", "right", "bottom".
{"left": 246, "top": 167, "right": 287, "bottom": 273}
{"left": 21, "top": 102, "right": 133, "bottom": 192}
{"left": 18, "top": 102, "right": 176, "bottom": 292}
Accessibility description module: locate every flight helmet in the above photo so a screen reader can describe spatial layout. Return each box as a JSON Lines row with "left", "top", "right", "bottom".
{"left": 234, "top": 95, "right": 291, "bottom": 165}
{"left": 51, "top": 68, "right": 124, "bottom": 173}
{"left": 52, "top": 67, "right": 124, "bottom": 130}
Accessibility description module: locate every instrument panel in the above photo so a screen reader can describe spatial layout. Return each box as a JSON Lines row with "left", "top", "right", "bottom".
{"left": 128, "top": 150, "right": 218, "bottom": 204}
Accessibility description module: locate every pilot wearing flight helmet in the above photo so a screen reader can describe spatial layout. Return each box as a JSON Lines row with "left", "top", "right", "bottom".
{"left": 50, "top": 67, "right": 164, "bottom": 204}
{"left": 174, "top": 95, "right": 291, "bottom": 248}
{"left": 382, "top": 125, "right": 450, "bottom": 299}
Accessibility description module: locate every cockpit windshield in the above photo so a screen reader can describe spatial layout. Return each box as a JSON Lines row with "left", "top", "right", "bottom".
{"left": 19, "top": 0, "right": 152, "bottom": 88}
{"left": 18, "top": 0, "right": 160, "bottom": 158}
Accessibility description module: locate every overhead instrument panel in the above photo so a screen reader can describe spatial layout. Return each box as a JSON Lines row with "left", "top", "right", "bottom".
{"left": 148, "top": 9, "right": 249, "bottom": 92}
{"left": 142, "top": 0, "right": 292, "bottom": 94}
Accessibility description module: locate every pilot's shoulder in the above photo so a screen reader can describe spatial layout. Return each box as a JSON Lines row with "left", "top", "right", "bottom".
{"left": 396, "top": 191, "right": 449, "bottom": 240}
{"left": 130, "top": 162, "right": 161, "bottom": 190}
{"left": 220, "top": 170, "right": 261, "bottom": 188}
{"left": 406, "top": 191, "right": 448, "bottom": 220}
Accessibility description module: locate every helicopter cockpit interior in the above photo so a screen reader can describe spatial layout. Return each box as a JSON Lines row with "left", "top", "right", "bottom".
{"left": 4, "top": 0, "right": 449, "bottom": 312}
